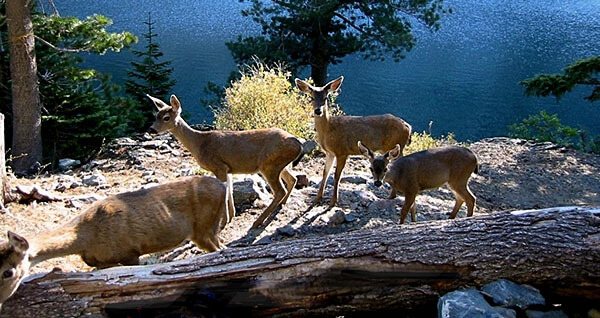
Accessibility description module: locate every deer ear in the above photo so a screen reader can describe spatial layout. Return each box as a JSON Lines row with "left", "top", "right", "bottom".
{"left": 7, "top": 231, "right": 29, "bottom": 253}
{"left": 357, "top": 141, "right": 373, "bottom": 159}
{"left": 170, "top": 95, "right": 181, "bottom": 114}
{"left": 388, "top": 144, "right": 402, "bottom": 161}
{"left": 295, "top": 78, "right": 313, "bottom": 93}
{"left": 325, "top": 76, "right": 344, "bottom": 93}
{"left": 146, "top": 94, "right": 165, "bottom": 110}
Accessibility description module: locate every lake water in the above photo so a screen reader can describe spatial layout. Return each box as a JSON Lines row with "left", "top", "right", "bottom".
{"left": 54, "top": 0, "right": 600, "bottom": 140}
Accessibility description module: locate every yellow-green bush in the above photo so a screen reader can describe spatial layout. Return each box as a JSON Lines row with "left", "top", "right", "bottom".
{"left": 214, "top": 62, "right": 313, "bottom": 139}
{"left": 404, "top": 122, "right": 457, "bottom": 154}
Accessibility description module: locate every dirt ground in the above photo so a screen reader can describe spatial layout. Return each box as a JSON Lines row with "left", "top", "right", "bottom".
{"left": 1, "top": 134, "right": 599, "bottom": 275}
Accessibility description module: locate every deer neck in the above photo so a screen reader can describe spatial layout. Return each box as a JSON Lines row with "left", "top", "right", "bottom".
{"left": 313, "top": 106, "right": 332, "bottom": 137}
{"left": 28, "top": 222, "right": 83, "bottom": 266}
{"left": 169, "top": 117, "right": 205, "bottom": 156}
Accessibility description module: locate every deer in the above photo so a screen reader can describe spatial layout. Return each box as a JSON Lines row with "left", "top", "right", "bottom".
{"left": 0, "top": 176, "right": 227, "bottom": 309}
{"left": 146, "top": 94, "right": 304, "bottom": 229}
{"left": 358, "top": 142, "right": 479, "bottom": 224}
{"left": 295, "top": 76, "right": 412, "bottom": 207}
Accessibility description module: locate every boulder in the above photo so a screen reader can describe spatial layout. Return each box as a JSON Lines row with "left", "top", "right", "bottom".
{"left": 481, "top": 279, "right": 545, "bottom": 309}
{"left": 58, "top": 158, "right": 80, "bottom": 171}
{"left": 438, "top": 288, "right": 516, "bottom": 318}
{"left": 233, "top": 176, "right": 271, "bottom": 206}
{"left": 82, "top": 173, "right": 107, "bottom": 186}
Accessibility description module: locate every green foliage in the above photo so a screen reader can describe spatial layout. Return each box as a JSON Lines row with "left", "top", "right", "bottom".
{"left": 33, "top": 13, "right": 137, "bottom": 163}
{"left": 0, "top": 6, "right": 138, "bottom": 164}
{"left": 125, "top": 13, "right": 176, "bottom": 132}
{"left": 521, "top": 56, "right": 600, "bottom": 102}
{"left": 404, "top": 122, "right": 456, "bottom": 154}
{"left": 228, "top": 0, "right": 449, "bottom": 84}
{"left": 509, "top": 110, "right": 600, "bottom": 153}
{"left": 213, "top": 62, "right": 314, "bottom": 139}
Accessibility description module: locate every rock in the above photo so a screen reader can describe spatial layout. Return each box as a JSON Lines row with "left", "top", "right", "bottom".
{"left": 141, "top": 140, "right": 163, "bottom": 149}
{"left": 438, "top": 288, "right": 517, "bottom": 318}
{"left": 344, "top": 211, "right": 359, "bottom": 222}
{"left": 368, "top": 200, "right": 397, "bottom": 214}
{"left": 525, "top": 310, "right": 568, "bottom": 318}
{"left": 114, "top": 137, "right": 137, "bottom": 146}
{"left": 141, "top": 183, "right": 160, "bottom": 190}
{"left": 481, "top": 279, "right": 545, "bottom": 309}
{"left": 233, "top": 176, "right": 271, "bottom": 206}
{"left": 58, "top": 158, "right": 81, "bottom": 171}
{"left": 179, "top": 168, "right": 195, "bottom": 177}
{"left": 327, "top": 209, "right": 346, "bottom": 226}
{"left": 67, "top": 194, "right": 105, "bottom": 208}
{"left": 295, "top": 174, "right": 310, "bottom": 189}
{"left": 302, "top": 140, "right": 319, "bottom": 154}
{"left": 341, "top": 175, "right": 367, "bottom": 184}
{"left": 141, "top": 171, "right": 154, "bottom": 177}
{"left": 277, "top": 225, "right": 295, "bottom": 236}
{"left": 82, "top": 173, "right": 107, "bottom": 186}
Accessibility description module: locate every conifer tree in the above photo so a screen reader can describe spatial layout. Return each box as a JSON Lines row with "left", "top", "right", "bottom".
{"left": 125, "top": 13, "right": 175, "bottom": 131}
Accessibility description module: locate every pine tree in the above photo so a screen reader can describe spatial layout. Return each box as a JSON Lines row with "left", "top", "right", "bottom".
{"left": 125, "top": 13, "right": 175, "bottom": 132}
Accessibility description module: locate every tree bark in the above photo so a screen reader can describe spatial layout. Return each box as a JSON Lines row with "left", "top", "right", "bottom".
{"left": 6, "top": 0, "right": 42, "bottom": 174}
{"left": 2, "top": 206, "right": 599, "bottom": 317}
{"left": 0, "top": 113, "right": 9, "bottom": 213}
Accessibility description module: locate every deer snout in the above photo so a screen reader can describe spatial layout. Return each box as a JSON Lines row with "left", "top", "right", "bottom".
{"left": 314, "top": 107, "right": 323, "bottom": 116}
{"left": 374, "top": 180, "right": 382, "bottom": 187}
{"left": 147, "top": 127, "right": 158, "bottom": 134}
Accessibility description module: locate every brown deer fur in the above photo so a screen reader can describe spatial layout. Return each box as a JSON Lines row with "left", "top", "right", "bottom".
{"left": 147, "top": 94, "right": 303, "bottom": 228}
{"left": 295, "top": 77, "right": 412, "bottom": 207}
{"left": 358, "top": 143, "right": 479, "bottom": 224}
{"left": 0, "top": 176, "right": 226, "bottom": 308}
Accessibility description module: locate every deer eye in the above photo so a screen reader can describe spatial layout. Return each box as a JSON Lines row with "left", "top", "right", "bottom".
{"left": 163, "top": 116, "right": 171, "bottom": 122}
{"left": 3, "top": 269, "right": 14, "bottom": 279}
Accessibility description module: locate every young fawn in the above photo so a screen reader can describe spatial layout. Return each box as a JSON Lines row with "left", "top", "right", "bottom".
{"left": 147, "top": 94, "right": 303, "bottom": 228}
{"left": 295, "top": 77, "right": 412, "bottom": 207}
{"left": 0, "top": 176, "right": 227, "bottom": 308}
{"left": 358, "top": 142, "right": 479, "bottom": 223}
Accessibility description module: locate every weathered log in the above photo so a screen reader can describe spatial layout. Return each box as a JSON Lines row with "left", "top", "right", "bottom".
{"left": 2, "top": 206, "right": 599, "bottom": 317}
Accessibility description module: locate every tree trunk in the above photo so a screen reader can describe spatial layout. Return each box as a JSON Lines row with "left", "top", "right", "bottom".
{"left": 0, "top": 113, "right": 9, "bottom": 213}
{"left": 2, "top": 207, "right": 599, "bottom": 317}
{"left": 6, "top": 0, "right": 42, "bottom": 174}
{"left": 310, "top": 61, "right": 329, "bottom": 87}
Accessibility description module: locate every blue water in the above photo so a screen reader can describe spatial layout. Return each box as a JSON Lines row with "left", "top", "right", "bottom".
{"left": 54, "top": 0, "right": 600, "bottom": 140}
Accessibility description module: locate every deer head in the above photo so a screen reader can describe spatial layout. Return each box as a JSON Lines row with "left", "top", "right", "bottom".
{"left": 0, "top": 231, "right": 31, "bottom": 309}
{"left": 295, "top": 76, "right": 344, "bottom": 117}
{"left": 147, "top": 94, "right": 182, "bottom": 134}
{"left": 358, "top": 141, "right": 402, "bottom": 187}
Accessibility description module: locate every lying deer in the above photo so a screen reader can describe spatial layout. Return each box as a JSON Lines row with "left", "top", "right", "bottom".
{"left": 147, "top": 94, "right": 303, "bottom": 228}
{"left": 0, "top": 176, "right": 226, "bottom": 308}
{"left": 358, "top": 142, "right": 479, "bottom": 223}
{"left": 295, "top": 77, "right": 412, "bottom": 207}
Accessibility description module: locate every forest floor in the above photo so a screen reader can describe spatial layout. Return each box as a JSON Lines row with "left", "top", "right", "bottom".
{"left": 1, "top": 133, "right": 599, "bottom": 275}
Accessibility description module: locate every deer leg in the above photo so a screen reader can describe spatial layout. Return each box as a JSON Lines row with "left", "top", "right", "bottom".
{"left": 192, "top": 236, "right": 220, "bottom": 253}
{"left": 226, "top": 174, "right": 235, "bottom": 222}
{"left": 410, "top": 203, "right": 417, "bottom": 223}
{"left": 316, "top": 152, "right": 335, "bottom": 204}
{"left": 280, "top": 167, "right": 297, "bottom": 205}
{"left": 449, "top": 182, "right": 476, "bottom": 218}
{"left": 213, "top": 169, "right": 235, "bottom": 225}
{"left": 330, "top": 155, "right": 348, "bottom": 207}
{"left": 388, "top": 188, "right": 397, "bottom": 200}
{"left": 252, "top": 170, "right": 286, "bottom": 229}
{"left": 400, "top": 192, "right": 417, "bottom": 224}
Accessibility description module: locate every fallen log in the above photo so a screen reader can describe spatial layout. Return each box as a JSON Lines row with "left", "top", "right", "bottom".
{"left": 2, "top": 206, "right": 599, "bottom": 317}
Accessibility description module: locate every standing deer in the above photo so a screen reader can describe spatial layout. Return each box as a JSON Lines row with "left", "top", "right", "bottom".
{"left": 358, "top": 142, "right": 479, "bottom": 224}
{"left": 295, "top": 77, "right": 412, "bottom": 207}
{"left": 0, "top": 176, "right": 227, "bottom": 308}
{"left": 147, "top": 94, "right": 303, "bottom": 228}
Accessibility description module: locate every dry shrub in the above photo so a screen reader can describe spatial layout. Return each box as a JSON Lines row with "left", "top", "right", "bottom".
{"left": 214, "top": 62, "right": 313, "bottom": 139}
